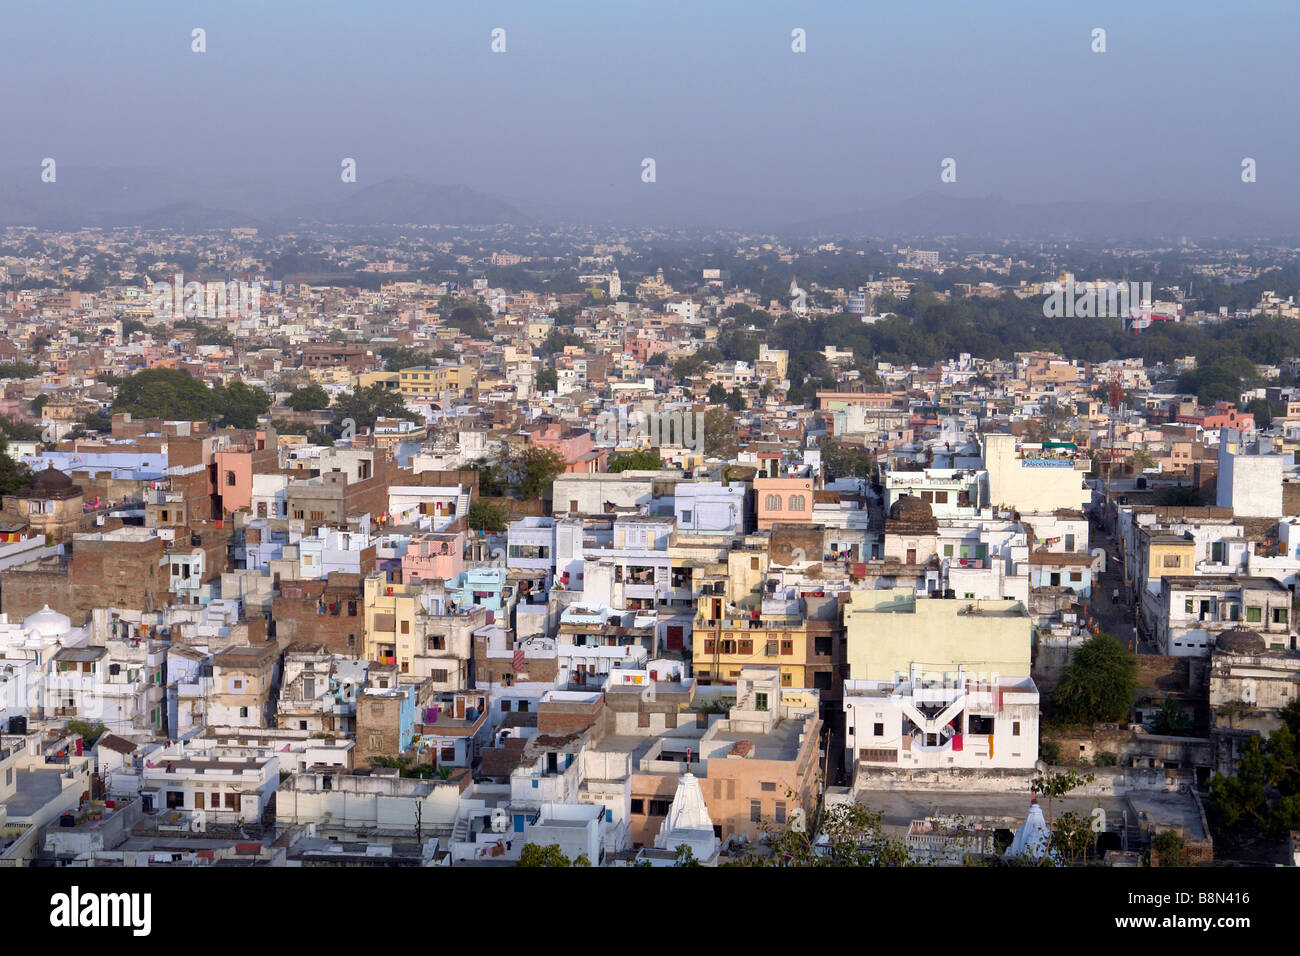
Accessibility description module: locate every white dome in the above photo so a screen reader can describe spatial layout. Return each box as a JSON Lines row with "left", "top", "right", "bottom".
{"left": 23, "top": 605, "right": 72, "bottom": 639}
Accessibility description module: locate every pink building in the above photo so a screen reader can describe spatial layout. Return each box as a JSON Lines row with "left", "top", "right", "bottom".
{"left": 754, "top": 477, "right": 814, "bottom": 531}
{"left": 402, "top": 531, "right": 466, "bottom": 584}
{"left": 530, "top": 424, "right": 606, "bottom": 474}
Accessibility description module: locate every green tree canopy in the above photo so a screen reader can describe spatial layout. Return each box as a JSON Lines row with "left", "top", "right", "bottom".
{"left": 285, "top": 382, "right": 331, "bottom": 412}
{"left": 608, "top": 448, "right": 662, "bottom": 472}
{"left": 1051, "top": 633, "right": 1137, "bottom": 725}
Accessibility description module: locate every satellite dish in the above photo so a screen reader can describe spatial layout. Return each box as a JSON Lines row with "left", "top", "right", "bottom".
{"left": 489, "top": 808, "right": 509, "bottom": 833}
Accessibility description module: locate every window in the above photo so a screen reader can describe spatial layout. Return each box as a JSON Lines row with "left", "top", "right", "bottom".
{"left": 440, "top": 746, "right": 455, "bottom": 762}
{"left": 431, "top": 669, "right": 448, "bottom": 683}
{"left": 754, "top": 692, "right": 768, "bottom": 711}
{"left": 934, "top": 491, "right": 948, "bottom": 504}
{"left": 225, "top": 471, "right": 236, "bottom": 486}
{"left": 788, "top": 495, "right": 805, "bottom": 511}
{"left": 943, "top": 544, "right": 953, "bottom": 557}
{"left": 765, "top": 495, "right": 782, "bottom": 511}
{"left": 780, "top": 640, "right": 793, "bottom": 655}
{"left": 1012, "top": 721, "right": 1021, "bottom": 736}
{"left": 648, "top": 799, "right": 671, "bottom": 816}
{"left": 400, "top": 620, "right": 410, "bottom": 634}
{"left": 873, "top": 722, "right": 884, "bottom": 737}
{"left": 630, "top": 799, "right": 645, "bottom": 814}
{"left": 774, "top": 801, "right": 787, "bottom": 824}
{"left": 239, "top": 707, "right": 248, "bottom": 718}
{"left": 1162, "top": 554, "right": 1181, "bottom": 568}
{"left": 760, "top": 781, "right": 776, "bottom": 792}
{"left": 1247, "top": 606, "right": 1262, "bottom": 623}
{"left": 680, "top": 509, "right": 692, "bottom": 524}
{"left": 1185, "top": 599, "right": 1194, "bottom": 613}
{"left": 1273, "top": 608, "right": 1288, "bottom": 625}
{"left": 750, "top": 800, "right": 762, "bottom": 823}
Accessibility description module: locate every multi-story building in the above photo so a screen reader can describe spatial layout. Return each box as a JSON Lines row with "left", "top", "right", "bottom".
{"left": 844, "top": 666, "right": 1039, "bottom": 773}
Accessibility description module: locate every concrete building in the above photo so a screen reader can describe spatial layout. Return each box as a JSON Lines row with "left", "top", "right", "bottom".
{"left": 845, "top": 588, "right": 1032, "bottom": 681}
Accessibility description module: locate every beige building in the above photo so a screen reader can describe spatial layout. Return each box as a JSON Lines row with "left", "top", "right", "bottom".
{"left": 845, "top": 588, "right": 1032, "bottom": 681}
{"left": 983, "top": 433, "right": 1089, "bottom": 514}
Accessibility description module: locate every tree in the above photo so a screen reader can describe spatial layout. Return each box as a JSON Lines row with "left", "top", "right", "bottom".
{"left": 535, "top": 368, "right": 557, "bottom": 392}
{"left": 331, "top": 384, "right": 415, "bottom": 432}
{"left": 1246, "top": 397, "right": 1274, "bottom": 429}
{"left": 517, "top": 843, "right": 579, "bottom": 867}
{"left": 1051, "top": 633, "right": 1137, "bottom": 725}
{"left": 1127, "top": 447, "right": 1155, "bottom": 472}
{"left": 215, "top": 380, "right": 270, "bottom": 429}
{"left": 1150, "top": 830, "right": 1192, "bottom": 867}
{"left": 818, "top": 438, "right": 876, "bottom": 481}
{"left": 1210, "top": 701, "right": 1300, "bottom": 837}
{"left": 608, "top": 448, "right": 662, "bottom": 472}
{"left": 31, "top": 394, "right": 48, "bottom": 415}
{"left": 706, "top": 383, "right": 728, "bottom": 404}
{"left": 510, "top": 446, "right": 566, "bottom": 500}
{"left": 541, "top": 330, "right": 582, "bottom": 356}
{"left": 725, "top": 388, "right": 747, "bottom": 412}
{"left": 0, "top": 435, "right": 32, "bottom": 497}
{"left": 702, "top": 408, "right": 739, "bottom": 459}
{"left": 0, "top": 362, "right": 40, "bottom": 379}
{"left": 731, "top": 801, "right": 912, "bottom": 867}
{"left": 113, "top": 367, "right": 216, "bottom": 421}
{"left": 1150, "top": 698, "right": 1194, "bottom": 736}
{"left": 285, "top": 383, "right": 330, "bottom": 412}
{"left": 1031, "top": 768, "right": 1095, "bottom": 827}
{"left": 467, "top": 499, "right": 507, "bottom": 533}
{"left": 66, "top": 719, "right": 109, "bottom": 749}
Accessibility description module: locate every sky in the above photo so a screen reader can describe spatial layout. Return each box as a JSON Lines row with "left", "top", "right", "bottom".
{"left": 1, "top": 0, "right": 1297, "bottom": 225}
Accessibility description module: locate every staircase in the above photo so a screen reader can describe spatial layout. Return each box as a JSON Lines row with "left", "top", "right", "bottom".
{"left": 455, "top": 493, "right": 470, "bottom": 519}
{"left": 451, "top": 813, "right": 471, "bottom": 845}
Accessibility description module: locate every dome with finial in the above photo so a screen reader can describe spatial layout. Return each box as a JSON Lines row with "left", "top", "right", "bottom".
{"left": 23, "top": 605, "right": 72, "bottom": 639}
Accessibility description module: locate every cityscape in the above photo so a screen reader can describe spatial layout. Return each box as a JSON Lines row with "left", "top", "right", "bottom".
{"left": 0, "top": 2, "right": 1293, "bottom": 932}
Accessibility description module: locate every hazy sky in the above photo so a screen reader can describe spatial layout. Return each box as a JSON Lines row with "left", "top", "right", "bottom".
{"left": 3, "top": 0, "right": 1297, "bottom": 222}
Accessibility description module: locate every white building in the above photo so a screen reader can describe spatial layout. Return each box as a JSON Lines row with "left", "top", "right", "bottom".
{"left": 844, "top": 667, "right": 1039, "bottom": 772}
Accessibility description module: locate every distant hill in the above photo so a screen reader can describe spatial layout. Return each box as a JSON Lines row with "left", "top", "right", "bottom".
{"left": 0, "top": 168, "right": 528, "bottom": 229}
{"left": 280, "top": 178, "right": 530, "bottom": 227}
{"left": 787, "top": 192, "right": 1300, "bottom": 240}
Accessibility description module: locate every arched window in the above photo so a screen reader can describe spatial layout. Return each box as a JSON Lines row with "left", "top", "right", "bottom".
{"left": 765, "top": 494, "right": 782, "bottom": 511}
{"left": 789, "top": 495, "right": 806, "bottom": 511}
{"left": 225, "top": 471, "right": 236, "bottom": 486}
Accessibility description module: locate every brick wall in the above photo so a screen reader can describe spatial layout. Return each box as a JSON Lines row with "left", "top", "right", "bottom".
{"left": 538, "top": 696, "right": 604, "bottom": 736}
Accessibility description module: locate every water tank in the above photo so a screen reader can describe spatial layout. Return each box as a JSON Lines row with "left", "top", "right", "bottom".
{"left": 59, "top": 813, "right": 75, "bottom": 828}
{"left": 8, "top": 715, "right": 27, "bottom": 735}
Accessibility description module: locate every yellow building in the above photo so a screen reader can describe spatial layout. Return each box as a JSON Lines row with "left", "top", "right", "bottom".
{"left": 363, "top": 572, "right": 421, "bottom": 671}
{"left": 398, "top": 365, "right": 476, "bottom": 400}
{"left": 356, "top": 370, "right": 401, "bottom": 391}
{"left": 845, "top": 588, "right": 1032, "bottom": 681}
